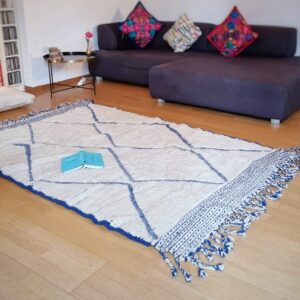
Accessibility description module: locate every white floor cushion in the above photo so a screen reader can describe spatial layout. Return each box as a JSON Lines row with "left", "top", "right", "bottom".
{"left": 0, "top": 87, "right": 35, "bottom": 112}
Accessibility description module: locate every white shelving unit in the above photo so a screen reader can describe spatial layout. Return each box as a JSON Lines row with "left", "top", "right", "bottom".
{"left": 0, "top": 0, "right": 24, "bottom": 90}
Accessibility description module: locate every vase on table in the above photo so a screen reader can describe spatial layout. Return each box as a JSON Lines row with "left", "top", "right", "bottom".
{"left": 86, "top": 38, "right": 92, "bottom": 56}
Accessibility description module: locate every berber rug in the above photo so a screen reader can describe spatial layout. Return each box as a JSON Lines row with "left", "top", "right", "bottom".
{"left": 0, "top": 100, "right": 299, "bottom": 282}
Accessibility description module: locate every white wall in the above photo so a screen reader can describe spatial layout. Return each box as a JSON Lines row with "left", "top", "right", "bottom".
{"left": 18, "top": 0, "right": 136, "bottom": 87}
{"left": 18, "top": 0, "right": 300, "bottom": 87}
{"left": 144, "top": 0, "right": 300, "bottom": 56}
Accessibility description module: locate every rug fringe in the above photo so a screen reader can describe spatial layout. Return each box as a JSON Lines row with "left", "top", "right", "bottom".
{"left": 0, "top": 99, "right": 93, "bottom": 130}
{"left": 156, "top": 148, "right": 300, "bottom": 282}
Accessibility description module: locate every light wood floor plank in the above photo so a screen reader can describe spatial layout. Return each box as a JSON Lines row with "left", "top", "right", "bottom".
{"left": 0, "top": 252, "right": 31, "bottom": 282}
{"left": 20, "top": 273, "right": 77, "bottom": 300}
{"left": 71, "top": 282, "right": 111, "bottom": 300}
{"left": 0, "top": 253, "right": 41, "bottom": 300}
{"left": 0, "top": 233, "right": 84, "bottom": 292}
{"left": 81, "top": 263, "right": 182, "bottom": 300}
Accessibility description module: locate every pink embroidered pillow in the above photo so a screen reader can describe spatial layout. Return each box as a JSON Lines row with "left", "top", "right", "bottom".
{"left": 207, "top": 6, "right": 258, "bottom": 57}
{"left": 119, "top": 1, "right": 163, "bottom": 48}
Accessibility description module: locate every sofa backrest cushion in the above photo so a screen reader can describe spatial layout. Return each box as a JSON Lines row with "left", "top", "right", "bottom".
{"left": 97, "top": 23, "right": 135, "bottom": 50}
{"left": 97, "top": 22, "right": 297, "bottom": 57}
{"left": 98, "top": 22, "right": 216, "bottom": 52}
{"left": 241, "top": 25, "right": 297, "bottom": 57}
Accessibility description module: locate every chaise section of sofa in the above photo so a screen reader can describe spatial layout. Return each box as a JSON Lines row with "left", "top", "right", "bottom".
{"left": 149, "top": 25, "right": 300, "bottom": 122}
{"left": 149, "top": 52, "right": 300, "bottom": 121}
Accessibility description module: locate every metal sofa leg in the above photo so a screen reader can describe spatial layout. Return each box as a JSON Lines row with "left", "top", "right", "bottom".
{"left": 271, "top": 119, "right": 281, "bottom": 125}
{"left": 157, "top": 98, "right": 165, "bottom": 104}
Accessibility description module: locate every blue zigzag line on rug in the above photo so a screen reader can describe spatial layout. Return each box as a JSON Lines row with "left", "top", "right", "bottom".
{"left": 15, "top": 143, "right": 33, "bottom": 182}
{"left": 32, "top": 103, "right": 272, "bottom": 153}
{"left": 11, "top": 100, "right": 228, "bottom": 183}
{"left": 0, "top": 98, "right": 272, "bottom": 152}
{"left": 40, "top": 179, "right": 222, "bottom": 185}
{"left": 28, "top": 124, "right": 35, "bottom": 144}
{"left": 87, "top": 102, "right": 274, "bottom": 149}
{"left": 12, "top": 141, "right": 158, "bottom": 240}
{"left": 18, "top": 103, "right": 226, "bottom": 188}
{"left": 36, "top": 138, "right": 271, "bottom": 154}
{"left": 153, "top": 148, "right": 300, "bottom": 282}
{"left": 91, "top": 123, "right": 227, "bottom": 183}
{"left": 88, "top": 106, "right": 229, "bottom": 182}
{"left": 40, "top": 180, "right": 159, "bottom": 240}
{"left": 12, "top": 137, "right": 227, "bottom": 242}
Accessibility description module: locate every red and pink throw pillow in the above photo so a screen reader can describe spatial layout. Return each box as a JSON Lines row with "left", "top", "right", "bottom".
{"left": 207, "top": 6, "right": 258, "bottom": 57}
{"left": 119, "top": 1, "right": 163, "bottom": 48}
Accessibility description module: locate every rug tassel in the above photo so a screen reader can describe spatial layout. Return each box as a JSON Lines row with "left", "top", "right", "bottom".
{"left": 189, "top": 253, "right": 224, "bottom": 278}
{"left": 175, "top": 258, "right": 192, "bottom": 283}
{"left": 160, "top": 251, "right": 178, "bottom": 278}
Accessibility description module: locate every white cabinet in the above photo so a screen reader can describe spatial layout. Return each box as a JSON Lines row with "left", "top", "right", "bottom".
{"left": 0, "top": 0, "right": 24, "bottom": 89}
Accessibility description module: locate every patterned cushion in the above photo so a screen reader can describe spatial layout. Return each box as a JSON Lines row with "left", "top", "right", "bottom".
{"left": 119, "top": 1, "right": 163, "bottom": 49}
{"left": 163, "top": 14, "right": 202, "bottom": 53}
{"left": 207, "top": 6, "right": 259, "bottom": 57}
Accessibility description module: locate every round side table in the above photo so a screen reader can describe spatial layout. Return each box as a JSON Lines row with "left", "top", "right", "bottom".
{"left": 43, "top": 51, "right": 96, "bottom": 98}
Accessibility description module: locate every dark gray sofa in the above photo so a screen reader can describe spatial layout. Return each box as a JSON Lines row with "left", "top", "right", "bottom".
{"left": 88, "top": 22, "right": 300, "bottom": 123}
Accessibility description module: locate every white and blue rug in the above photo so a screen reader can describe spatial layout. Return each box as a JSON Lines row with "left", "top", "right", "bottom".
{"left": 0, "top": 100, "right": 299, "bottom": 282}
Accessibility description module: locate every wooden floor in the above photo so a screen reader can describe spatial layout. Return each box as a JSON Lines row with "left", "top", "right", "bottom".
{"left": 0, "top": 80, "right": 299, "bottom": 300}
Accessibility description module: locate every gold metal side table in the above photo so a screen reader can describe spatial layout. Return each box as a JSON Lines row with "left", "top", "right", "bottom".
{"left": 43, "top": 51, "right": 96, "bottom": 98}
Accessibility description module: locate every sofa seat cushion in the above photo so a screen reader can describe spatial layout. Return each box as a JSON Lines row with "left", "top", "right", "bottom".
{"left": 149, "top": 53, "right": 300, "bottom": 120}
{"left": 89, "top": 49, "right": 191, "bottom": 85}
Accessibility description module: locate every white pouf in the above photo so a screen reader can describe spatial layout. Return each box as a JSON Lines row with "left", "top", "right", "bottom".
{"left": 0, "top": 87, "right": 35, "bottom": 112}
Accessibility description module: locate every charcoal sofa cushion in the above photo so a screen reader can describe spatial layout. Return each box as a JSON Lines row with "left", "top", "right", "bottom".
{"left": 97, "top": 22, "right": 216, "bottom": 52}
{"left": 149, "top": 53, "right": 300, "bottom": 120}
{"left": 89, "top": 49, "right": 191, "bottom": 85}
{"left": 242, "top": 25, "right": 297, "bottom": 57}
{"left": 97, "top": 23, "right": 134, "bottom": 50}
